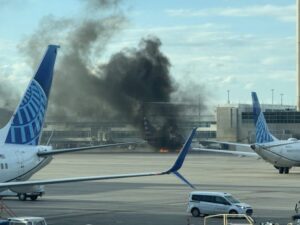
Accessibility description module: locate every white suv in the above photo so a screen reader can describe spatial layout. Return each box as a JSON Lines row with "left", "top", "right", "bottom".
{"left": 187, "top": 191, "right": 253, "bottom": 217}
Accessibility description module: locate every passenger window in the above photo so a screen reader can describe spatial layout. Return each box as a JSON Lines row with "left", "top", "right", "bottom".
{"left": 199, "top": 195, "right": 214, "bottom": 202}
{"left": 192, "top": 195, "right": 202, "bottom": 201}
{"left": 1, "top": 164, "right": 3, "bottom": 169}
{"left": 215, "top": 196, "right": 230, "bottom": 205}
{"left": 204, "top": 196, "right": 215, "bottom": 203}
{"left": 5, "top": 163, "right": 7, "bottom": 169}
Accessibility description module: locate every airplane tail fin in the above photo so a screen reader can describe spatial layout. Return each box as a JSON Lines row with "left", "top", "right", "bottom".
{"left": 2, "top": 45, "right": 59, "bottom": 145}
{"left": 143, "top": 117, "right": 157, "bottom": 146}
{"left": 251, "top": 92, "right": 278, "bottom": 143}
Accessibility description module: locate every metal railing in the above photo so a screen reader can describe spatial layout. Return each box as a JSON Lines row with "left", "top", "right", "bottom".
{"left": 204, "top": 214, "right": 254, "bottom": 225}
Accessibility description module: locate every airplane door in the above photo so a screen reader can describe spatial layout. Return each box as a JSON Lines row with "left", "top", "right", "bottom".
{"left": 214, "top": 196, "right": 230, "bottom": 214}
{"left": 14, "top": 150, "right": 25, "bottom": 176}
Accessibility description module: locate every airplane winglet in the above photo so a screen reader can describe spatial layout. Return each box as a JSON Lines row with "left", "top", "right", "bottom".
{"left": 161, "top": 127, "right": 197, "bottom": 189}
{"left": 165, "top": 127, "right": 197, "bottom": 173}
{"left": 173, "top": 171, "right": 196, "bottom": 189}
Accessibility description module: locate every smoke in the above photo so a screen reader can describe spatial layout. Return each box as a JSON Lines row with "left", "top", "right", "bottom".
{"left": 0, "top": 82, "right": 18, "bottom": 111}
{"left": 83, "top": 0, "right": 121, "bottom": 10}
{"left": 18, "top": 0, "right": 128, "bottom": 121}
{"left": 1, "top": 0, "right": 207, "bottom": 149}
{"left": 49, "top": 17, "right": 127, "bottom": 121}
{"left": 17, "top": 1, "right": 179, "bottom": 125}
{"left": 51, "top": 32, "right": 180, "bottom": 138}
{"left": 95, "top": 36, "right": 175, "bottom": 123}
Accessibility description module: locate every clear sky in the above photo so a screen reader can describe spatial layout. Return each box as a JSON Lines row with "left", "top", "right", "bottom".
{"left": 0, "top": 0, "right": 297, "bottom": 107}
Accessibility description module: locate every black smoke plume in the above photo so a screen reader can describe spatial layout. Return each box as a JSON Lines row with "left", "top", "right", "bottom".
{"left": 2, "top": 0, "right": 205, "bottom": 150}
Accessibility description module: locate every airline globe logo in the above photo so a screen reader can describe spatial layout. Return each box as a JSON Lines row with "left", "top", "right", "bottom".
{"left": 256, "top": 112, "right": 273, "bottom": 143}
{"left": 5, "top": 79, "right": 47, "bottom": 145}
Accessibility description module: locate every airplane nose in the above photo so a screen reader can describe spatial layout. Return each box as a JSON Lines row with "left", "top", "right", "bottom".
{"left": 250, "top": 144, "right": 256, "bottom": 150}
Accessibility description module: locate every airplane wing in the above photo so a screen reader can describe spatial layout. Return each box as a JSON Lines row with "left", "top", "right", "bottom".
{"left": 200, "top": 140, "right": 251, "bottom": 148}
{"left": 193, "top": 147, "right": 259, "bottom": 158}
{"left": 0, "top": 128, "right": 197, "bottom": 189}
{"left": 37, "top": 142, "right": 144, "bottom": 156}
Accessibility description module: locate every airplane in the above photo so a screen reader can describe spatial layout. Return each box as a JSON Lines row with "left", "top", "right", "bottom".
{"left": 143, "top": 117, "right": 185, "bottom": 151}
{"left": 194, "top": 92, "right": 300, "bottom": 174}
{"left": 0, "top": 45, "right": 196, "bottom": 200}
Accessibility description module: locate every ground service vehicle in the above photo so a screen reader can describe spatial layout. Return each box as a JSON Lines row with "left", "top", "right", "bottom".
{"left": 0, "top": 188, "right": 44, "bottom": 201}
{"left": 187, "top": 191, "right": 253, "bottom": 217}
{"left": 0, "top": 217, "right": 47, "bottom": 225}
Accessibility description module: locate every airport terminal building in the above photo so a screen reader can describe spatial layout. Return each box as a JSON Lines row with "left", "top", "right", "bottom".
{"left": 1, "top": 102, "right": 300, "bottom": 148}
{"left": 40, "top": 103, "right": 216, "bottom": 148}
{"left": 216, "top": 103, "right": 300, "bottom": 143}
{"left": 40, "top": 104, "right": 300, "bottom": 147}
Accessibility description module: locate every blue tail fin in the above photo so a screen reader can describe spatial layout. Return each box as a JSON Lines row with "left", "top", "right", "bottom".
{"left": 4, "top": 45, "right": 59, "bottom": 145}
{"left": 251, "top": 92, "right": 277, "bottom": 143}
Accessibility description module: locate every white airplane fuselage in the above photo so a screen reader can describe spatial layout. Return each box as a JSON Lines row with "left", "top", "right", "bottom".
{"left": 0, "top": 145, "right": 52, "bottom": 192}
{"left": 254, "top": 140, "right": 300, "bottom": 168}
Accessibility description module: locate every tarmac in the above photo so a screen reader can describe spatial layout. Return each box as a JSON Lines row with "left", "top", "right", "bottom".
{"left": 3, "top": 151, "right": 300, "bottom": 225}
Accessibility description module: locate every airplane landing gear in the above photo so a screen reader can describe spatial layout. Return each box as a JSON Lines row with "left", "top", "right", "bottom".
{"left": 278, "top": 167, "right": 290, "bottom": 174}
{"left": 17, "top": 192, "right": 42, "bottom": 201}
{"left": 284, "top": 167, "right": 290, "bottom": 174}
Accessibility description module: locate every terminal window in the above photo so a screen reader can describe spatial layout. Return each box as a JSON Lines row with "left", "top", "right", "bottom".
{"left": 242, "top": 111, "right": 300, "bottom": 124}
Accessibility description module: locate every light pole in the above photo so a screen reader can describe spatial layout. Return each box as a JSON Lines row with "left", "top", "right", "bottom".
{"left": 198, "top": 94, "right": 201, "bottom": 125}
{"left": 280, "top": 93, "right": 284, "bottom": 105}
{"left": 227, "top": 90, "right": 230, "bottom": 104}
{"left": 271, "top": 89, "right": 274, "bottom": 105}
{"left": 297, "top": 0, "right": 300, "bottom": 110}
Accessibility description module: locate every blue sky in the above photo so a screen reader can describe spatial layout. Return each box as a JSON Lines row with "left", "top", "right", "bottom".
{"left": 0, "top": 0, "right": 297, "bottom": 107}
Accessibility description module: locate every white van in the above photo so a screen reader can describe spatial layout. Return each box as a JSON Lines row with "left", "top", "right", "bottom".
{"left": 187, "top": 191, "right": 253, "bottom": 217}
